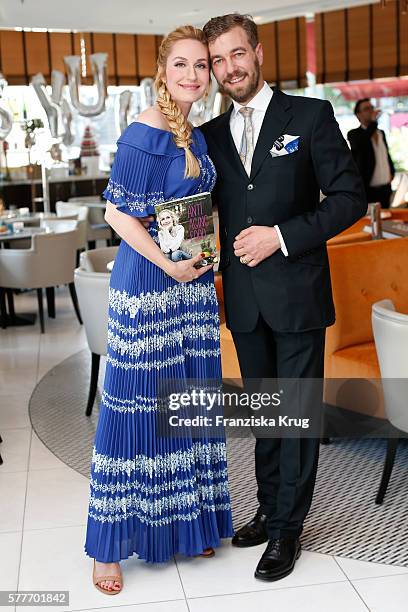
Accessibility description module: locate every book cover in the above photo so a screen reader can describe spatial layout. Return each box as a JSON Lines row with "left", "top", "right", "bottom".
{"left": 154, "top": 192, "right": 218, "bottom": 268}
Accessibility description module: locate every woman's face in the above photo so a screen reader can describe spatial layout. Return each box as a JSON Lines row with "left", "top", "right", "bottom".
{"left": 164, "top": 38, "right": 210, "bottom": 105}
{"left": 159, "top": 211, "right": 174, "bottom": 229}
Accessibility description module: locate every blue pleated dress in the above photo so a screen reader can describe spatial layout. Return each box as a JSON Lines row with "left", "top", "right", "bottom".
{"left": 84, "top": 122, "right": 234, "bottom": 564}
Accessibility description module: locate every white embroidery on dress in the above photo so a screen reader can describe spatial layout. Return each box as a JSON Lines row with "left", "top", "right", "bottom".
{"left": 196, "top": 155, "right": 217, "bottom": 194}
{"left": 89, "top": 482, "right": 230, "bottom": 518}
{"left": 108, "top": 310, "right": 219, "bottom": 337}
{"left": 109, "top": 282, "right": 217, "bottom": 319}
{"left": 104, "top": 179, "right": 165, "bottom": 213}
{"left": 91, "top": 441, "right": 227, "bottom": 478}
{"left": 89, "top": 467, "right": 229, "bottom": 494}
{"left": 88, "top": 502, "right": 231, "bottom": 525}
{"left": 106, "top": 354, "right": 185, "bottom": 370}
{"left": 101, "top": 393, "right": 158, "bottom": 414}
{"left": 184, "top": 348, "right": 221, "bottom": 358}
{"left": 107, "top": 325, "right": 220, "bottom": 358}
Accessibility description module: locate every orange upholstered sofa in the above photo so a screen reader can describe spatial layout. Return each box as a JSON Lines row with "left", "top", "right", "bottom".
{"left": 324, "top": 237, "right": 408, "bottom": 419}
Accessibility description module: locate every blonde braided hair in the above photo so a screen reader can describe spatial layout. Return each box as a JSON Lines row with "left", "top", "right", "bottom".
{"left": 154, "top": 25, "right": 208, "bottom": 179}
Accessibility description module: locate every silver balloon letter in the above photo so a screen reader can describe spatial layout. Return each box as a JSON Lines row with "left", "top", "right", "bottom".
{"left": 30, "top": 72, "right": 62, "bottom": 138}
{"left": 64, "top": 53, "right": 108, "bottom": 117}
{"left": 140, "top": 77, "right": 156, "bottom": 110}
{"left": 0, "top": 73, "right": 12, "bottom": 141}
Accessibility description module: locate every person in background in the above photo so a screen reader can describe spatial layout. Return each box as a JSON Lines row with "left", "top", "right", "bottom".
{"left": 347, "top": 98, "right": 395, "bottom": 209}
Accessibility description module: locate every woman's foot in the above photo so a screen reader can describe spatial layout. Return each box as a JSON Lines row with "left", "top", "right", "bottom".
{"left": 200, "top": 547, "right": 215, "bottom": 558}
{"left": 93, "top": 560, "right": 122, "bottom": 594}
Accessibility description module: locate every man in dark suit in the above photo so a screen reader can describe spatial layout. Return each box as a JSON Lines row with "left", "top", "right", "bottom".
{"left": 201, "top": 14, "right": 366, "bottom": 581}
{"left": 347, "top": 98, "right": 395, "bottom": 208}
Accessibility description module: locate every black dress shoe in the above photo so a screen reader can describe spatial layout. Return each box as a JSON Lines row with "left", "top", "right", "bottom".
{"left": 254, "top": 537, "right": 301, "bottom": 581}
{"left": 231, "top": 510, "right": 269, "bottom": 548}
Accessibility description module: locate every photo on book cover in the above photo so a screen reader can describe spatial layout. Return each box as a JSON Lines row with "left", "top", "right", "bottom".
{"left": 155, "top": 192, "right": 218, "bottom": 268}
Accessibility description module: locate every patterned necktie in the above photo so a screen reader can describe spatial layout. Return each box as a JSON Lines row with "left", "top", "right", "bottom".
{"left": 238, "top": 107, "right": 255, "bottom": 175}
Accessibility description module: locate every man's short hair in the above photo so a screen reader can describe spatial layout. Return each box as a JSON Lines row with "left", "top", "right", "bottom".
{"left": 203, "top": 13, "right": 258, "bottom": 49}
{"left": 354, "top": 98, "right": 371, "bottom": 116}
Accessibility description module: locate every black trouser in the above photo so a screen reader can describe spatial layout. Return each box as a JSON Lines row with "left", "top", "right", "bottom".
{"left": 231, "top": 314, "right": 325, "bottom": 539}
{"left": 366, "top": 183, "right": 392, "bottom": 209}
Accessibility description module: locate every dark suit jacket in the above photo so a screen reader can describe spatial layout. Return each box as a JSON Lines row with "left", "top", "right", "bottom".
{"left": 347, "top": 124, "right": 395, "bottom": 192}
{"left": 201, "top": 87, "right": 366, "bottom": 333}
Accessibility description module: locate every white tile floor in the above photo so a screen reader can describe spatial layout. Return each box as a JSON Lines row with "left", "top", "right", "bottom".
{"left": 1, "top": 287, "right": 407, "bottom": 612}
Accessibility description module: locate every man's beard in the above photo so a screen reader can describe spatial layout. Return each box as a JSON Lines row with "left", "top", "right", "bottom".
{"left": 218, "top": 58, "right": 261, "bottom": 104}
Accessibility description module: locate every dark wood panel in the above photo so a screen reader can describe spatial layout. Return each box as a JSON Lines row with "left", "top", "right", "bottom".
{"left": 25, "top": 32, "right": 50, "bottom": 77}
{"left": 92, "top": 33, "right": 115, "bottom": 79}
{"left": 400, "top": 2, "right": 408, "bottom": 75}
{"left": 324, "top": 10, "right": 347, "bottom": 82}
{"left": 1, "top": 178, "right": 107, "bottom": 212}
{"left": 345, "top": 5, "right": 371, "bottom": 81}
{"left": 155, "top": 35, "right": 164, "bottom": 58}
{"left": 0, "top": 30, "right": 26, "bottom": 80}
{"left": 49, "top": 32, "right": 73, "bottom": 74}
{"left": 314, "top": 14, "right": 324, "bottom": 84}
{"left": 115, "top": 33, "right": 137, "bottom": 81}
{"left": 137, "top": 34, "right": 157, "bottom": 78}
{"left": 278, "top": 18, "right": 306, "bottom": 85}
{"left": 298, "top": 17, "right": 308, "bottom": 87}
{"left": 373, "top": 0, "right": 398, "bottom": 78}
{"left": 258, "top": 23, "right": 277, "bottom": 83}
{"left": 316, "top": 4, "right": 404, "bottom": 83}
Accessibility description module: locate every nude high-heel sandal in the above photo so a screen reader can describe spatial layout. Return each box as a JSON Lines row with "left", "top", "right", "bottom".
{"left": 93, "top": 559, "right": 123, "bottom": 595}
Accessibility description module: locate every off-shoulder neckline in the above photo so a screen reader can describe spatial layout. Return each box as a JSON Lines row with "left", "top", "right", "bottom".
{"left": 117, "top": 121, "right": 205, "bottom": 157}
{"left": 132, "top": 121, "right": 199, "bottom": 135}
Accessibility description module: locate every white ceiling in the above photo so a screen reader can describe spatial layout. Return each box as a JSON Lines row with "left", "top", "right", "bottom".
{"left": 0, "top": 0, "right": 378, "bottom": 34}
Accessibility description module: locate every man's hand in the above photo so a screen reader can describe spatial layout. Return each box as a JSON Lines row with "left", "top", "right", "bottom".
{"left": 233, "top": 226, "right": 281, "bottom": 267}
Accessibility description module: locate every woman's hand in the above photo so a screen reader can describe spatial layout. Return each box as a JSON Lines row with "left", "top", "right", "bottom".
{"left": 165, "top": 253, "right": 213, "bottom": 282}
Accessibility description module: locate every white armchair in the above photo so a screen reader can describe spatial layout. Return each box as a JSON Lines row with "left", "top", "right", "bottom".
{"left": 0, "top": 228, "right": 82, "bottom": 333}
{"left": 55, "top": 202, "right": 89, "bottom": 253}
{"left": 80, "top": 246, "right": 119, "bottom": 272}
{"left": 372, "top": 299, "right": 408, "bottom": 504}
{"left": 74, "top": 247, "right": 118, "bottom": 415}
{"left": 68, "top": 197, "right": 112, "bottom": 248}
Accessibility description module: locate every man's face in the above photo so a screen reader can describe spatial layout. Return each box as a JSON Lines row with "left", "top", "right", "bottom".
{"left": 209, "top": 26, "right": 263, "bottom": 104}
{"left": 357, "top": 100, "right": 379, "bottom": 126}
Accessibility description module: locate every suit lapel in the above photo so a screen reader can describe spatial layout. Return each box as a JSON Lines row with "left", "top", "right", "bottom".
{"left": 249, "top": 87, "right": 293, "bottom": 181}
{"left": 210, "top": 105, "right": 251, "bottom": 181}
{"left": 209, "top": 88, "right": 293, "bottom": 182}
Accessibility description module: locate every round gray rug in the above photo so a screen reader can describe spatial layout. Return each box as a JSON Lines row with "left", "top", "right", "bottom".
{"left": 29, "top": 349, "right": 408, "bottom": 567}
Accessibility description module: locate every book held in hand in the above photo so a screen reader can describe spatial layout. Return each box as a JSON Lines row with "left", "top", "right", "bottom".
{"left": 154, "top": 192, "right": 218, "bottom": 268}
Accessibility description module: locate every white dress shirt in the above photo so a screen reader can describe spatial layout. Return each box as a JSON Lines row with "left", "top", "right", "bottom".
{"left": 230, "top": 81, "right": 288, "bottom": 256}
{"left": 369, "top": 133, "right": 392, "bottom": 187}
{"left": 361, "top": 124, "right": 392, "bottom": 187}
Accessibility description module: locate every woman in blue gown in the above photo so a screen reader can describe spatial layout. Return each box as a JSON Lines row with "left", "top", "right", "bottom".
{"left": 84, "top": 25, "right": 233, "bottom": 593}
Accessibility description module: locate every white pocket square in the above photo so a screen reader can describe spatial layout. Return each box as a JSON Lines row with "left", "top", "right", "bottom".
{"left": 270, "top": 134, "right": 300, "bottom": 157}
